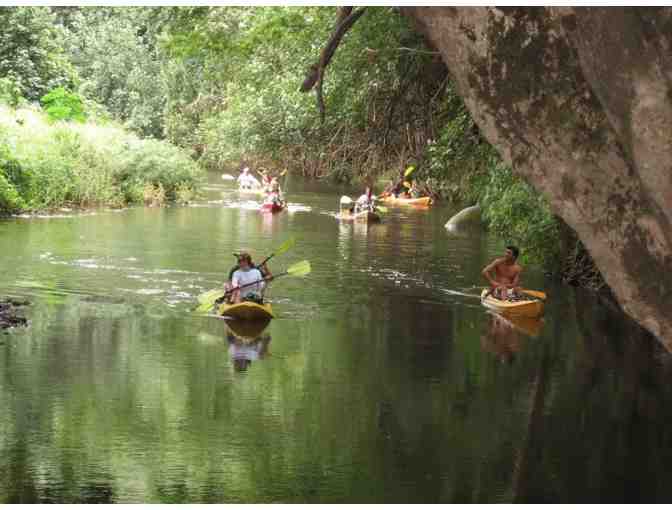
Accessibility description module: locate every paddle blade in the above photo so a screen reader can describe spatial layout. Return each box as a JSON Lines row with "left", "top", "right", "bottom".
{"left": 403, "top": 181, "right": 411, "bottom": 189}
{"left": 195, "top": 288, "right": 225, "bottom": 314}
{"left": 274, "top": 236, "right": 296, "bottom": 257}
{"left": 198, "top": 288, "right": 224, "bottom": 304}
{"left": 376, "top": 205, "right": 388, "bottom": 213}
{"left": 286, "top": 260, "right": 311, "bottom": 277}
{"left": 340, "top": 195, "right": 353, "bottom": 205}
{"left": 404, "top": 165, "right": 416, "bottom": 177}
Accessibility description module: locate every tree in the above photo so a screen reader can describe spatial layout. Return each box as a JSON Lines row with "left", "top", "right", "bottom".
{"left": 0, "top": 7, "right": 76, "bottom": 101}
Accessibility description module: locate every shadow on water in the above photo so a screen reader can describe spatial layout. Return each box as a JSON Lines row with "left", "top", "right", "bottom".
{"left": 506, "top": 288, "right": 672, "bottom": 503}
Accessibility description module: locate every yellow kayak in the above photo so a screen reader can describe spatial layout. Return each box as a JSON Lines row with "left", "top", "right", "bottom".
{"left": 217, "top": 301, "right": 274, "bottom": 320}
{"left": 381, "top": 195, "right": 432, "bottom": 206}
{"left": 225, "top": 318, "right": 271, "bottom": 341}
{"left": 481, "top": 288, "right": 546, "bottom": 318}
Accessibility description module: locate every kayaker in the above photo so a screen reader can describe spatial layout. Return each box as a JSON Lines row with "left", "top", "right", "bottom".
{"left": 230, "top": 252, "right": 271, "bottom": 304}
{"left": 219, "top": 252, "right": 272, "bottom": 305}
{"left": 408, "top": 181, "right": 421, "bottom": 198}
{"left": 262, "top": 179, "right": 284, "bottom": 208}
{"left": 482, "top": 245, "right": 522, "bottom": 300}
{"left": 260, "top": 170, "right": 273, "bottom": 192}
{"left": 354, "top": 187, "right": 374, "bottom": 213}
{"left": 237, "top": 167, "right": 260, "bottom": 190}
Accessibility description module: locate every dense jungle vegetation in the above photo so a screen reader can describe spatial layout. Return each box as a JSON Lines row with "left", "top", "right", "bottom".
{"left": 0, "top": 6, "right": 576, "bottom": 272}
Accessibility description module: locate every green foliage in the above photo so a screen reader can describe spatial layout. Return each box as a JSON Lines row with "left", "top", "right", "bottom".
{"left": 0, "top": 77, "right": 25, "bottom": 108}
{"left": 480, "top": 165, "right": 560, "bottom": 266}
{"left": 0, "top": 7, "right": 77, "bottom": 101}
{"left": 424, "top": 85, "right": 560, "bottom": 267}
{"left": 0, "top": 103, "right": 202, "bottom": 213}
{"left": 62, "top": 7, "right": 167, "bottom": 138}
{"left": 40, "top": 87, "right": 87, "bottom": 122}
{"left": 161, "top": 7, "right": 435, "bottom": 178}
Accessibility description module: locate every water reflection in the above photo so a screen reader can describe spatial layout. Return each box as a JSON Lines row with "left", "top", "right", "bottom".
{"left": 225, "top": 319, "right": 271, "bottom": 372}
{"left": 480, "top": 312, "right": 543, "bottom": 364}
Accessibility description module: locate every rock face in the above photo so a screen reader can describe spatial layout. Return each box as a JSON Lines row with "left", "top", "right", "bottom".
{"left": 403, "top": 7, "right": 672, "bottom": 349}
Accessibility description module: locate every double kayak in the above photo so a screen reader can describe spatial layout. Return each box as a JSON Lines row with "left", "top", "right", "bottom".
{"left": 480, "top": 288, "right": 546, "bottom": 318}
{"left": 380, "top": 195, "right": 432, "bottom": 206}
{"left": 337, "top": 210, "right": 381, "bottom": 223}
{"left": 217, "top": 301, "right": 274, "bottom": 320}
{"left": 260, "top": 202, "right": 284, "bottom": 214}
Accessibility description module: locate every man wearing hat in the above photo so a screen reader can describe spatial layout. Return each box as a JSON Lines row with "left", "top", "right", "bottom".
{"left": 220, "top": 251, "right": 272, "bottom": 305}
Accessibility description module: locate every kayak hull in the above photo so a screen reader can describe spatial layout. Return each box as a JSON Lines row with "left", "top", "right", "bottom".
{"left": 260, "top": 202, "right": 284, "bottom": 214}
{"left": 481, "top": 288, "right": 545, "bottom": 318}
{"left": 218, "top": 302, "right": 274, "bottom": 320}
{"left": 338, "top": 210, "right": 381, "bottom": 223}
{"left": 225, "top": 318, "right": 271, "bottom": 340}
{"left": 381, "top": 195, "right": 432, "bottom": 207}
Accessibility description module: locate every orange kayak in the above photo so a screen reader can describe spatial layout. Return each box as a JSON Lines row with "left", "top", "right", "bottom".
{"left": 480, "top": 289, "right": 546, "bottom": 318}
{"left": 380, "top": 195, "right": 432, "bottom": 206}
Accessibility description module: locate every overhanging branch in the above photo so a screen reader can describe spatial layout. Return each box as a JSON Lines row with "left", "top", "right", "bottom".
{"left": 300, "top": 6, "right": 367, "bottom": 123}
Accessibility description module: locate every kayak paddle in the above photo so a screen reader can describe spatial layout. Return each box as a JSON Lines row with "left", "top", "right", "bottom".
{"left": 196, "top": 237, "right": 295, "bottom": 304}
{"left": 195, "top": 260, "right": 311, "bottom": 313}
{"left": 257, "top": 236, "right": 296, "bottom": 267}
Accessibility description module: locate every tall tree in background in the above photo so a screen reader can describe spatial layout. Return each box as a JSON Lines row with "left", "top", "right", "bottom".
{"left": 61, "top": 7, "right": 167, "bottom": 138}
{"left": 0, "top": 7, "right": 76, "bottom": 100}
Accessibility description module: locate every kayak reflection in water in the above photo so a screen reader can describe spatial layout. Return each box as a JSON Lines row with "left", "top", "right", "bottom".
{"left": 482, "top": 245, "right": 523, "bottom": 300}
{"left": 227, "top": 331, "right": 271, "bottom": 372}
{"left": 481, "top": 313, "right": 522, "bottom": 365}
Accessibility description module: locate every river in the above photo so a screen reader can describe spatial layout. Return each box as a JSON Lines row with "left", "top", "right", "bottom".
{"left": 1, "top": 173, "right": 671, "bottom": 503}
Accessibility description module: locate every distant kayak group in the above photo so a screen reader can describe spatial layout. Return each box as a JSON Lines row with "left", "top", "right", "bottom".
{"left": 230, "top": 166, "right": 287, "bottom": 213}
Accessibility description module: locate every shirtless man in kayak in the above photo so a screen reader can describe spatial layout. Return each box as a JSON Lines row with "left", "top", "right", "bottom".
{"left": 482, "top": 245, "right": 522, "bottom": 300}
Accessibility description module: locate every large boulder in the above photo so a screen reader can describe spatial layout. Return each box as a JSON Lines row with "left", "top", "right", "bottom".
{"left": 445, "top": 204, "right": 481, "bottom": 232}
{"left": 403, "top": 7, "right": 672, "bottom": 349}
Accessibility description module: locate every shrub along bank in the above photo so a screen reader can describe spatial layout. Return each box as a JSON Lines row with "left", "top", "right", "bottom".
{"left": 0, "top": 101, "right": 202, "bottom": 214}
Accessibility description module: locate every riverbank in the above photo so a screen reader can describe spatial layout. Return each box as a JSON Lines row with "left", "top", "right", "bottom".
{"left": 0, "top": 103, "right": 203, "bottom": 215}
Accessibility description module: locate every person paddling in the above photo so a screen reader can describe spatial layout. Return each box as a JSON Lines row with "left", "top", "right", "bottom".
{"left": 229, "top": 252, "right": 271, "bottom": 304}
{"left": 354, "top": 186, "right": 374, "bottom": 213}
{"left": 482, "top": 245, "right": 523, "bottom": 300}
{"left": 237, "top": 167, "right": 260, "bottom": 190}
{"left": 220, "top": 252, "right": 272, "bottom": 305}
{"left": 264, "top": 177, "right": 284, "bottom": 207}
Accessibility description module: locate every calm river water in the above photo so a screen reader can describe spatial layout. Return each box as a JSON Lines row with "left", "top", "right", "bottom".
{"left": 1, "top": 174, "right": 671, "bottom": 503}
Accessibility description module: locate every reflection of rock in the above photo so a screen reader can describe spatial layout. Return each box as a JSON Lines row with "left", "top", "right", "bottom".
{"left": 445, "top": 205, "right": 481, "bottom": 232}
{"left": 0, "top": 298, "right": 29, "bottom": 330}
